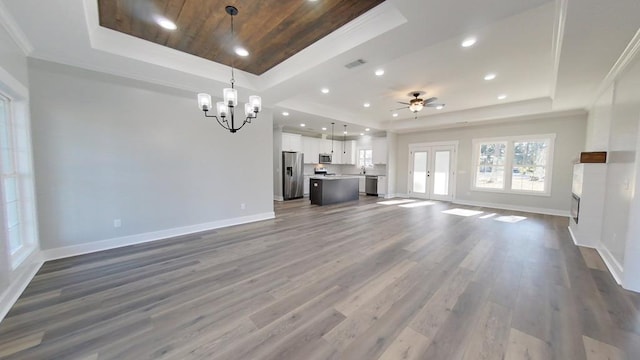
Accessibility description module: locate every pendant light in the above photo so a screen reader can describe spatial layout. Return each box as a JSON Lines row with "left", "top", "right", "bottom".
{"left": 196, "top": 5, "right": 262, "bottom": 133}
{"left": 343, "top": 125, "right": 347, "bottom": 154}
{"left": 331, "top": 122, "right": 335, "bottom": 154}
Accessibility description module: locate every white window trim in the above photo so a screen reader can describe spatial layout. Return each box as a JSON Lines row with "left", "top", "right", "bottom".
{"left": 0, "top": 68, "right": 38, "bottom": 270}
{"left": 471, "top": 134, "right": 556, "bottom": 197}
{"left": 357, "top": 147, "right": 373, "bottom": 168}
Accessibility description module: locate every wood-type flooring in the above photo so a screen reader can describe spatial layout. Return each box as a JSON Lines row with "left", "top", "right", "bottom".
{"left": 1, "top": 197, "right": 639, "bottom": 359}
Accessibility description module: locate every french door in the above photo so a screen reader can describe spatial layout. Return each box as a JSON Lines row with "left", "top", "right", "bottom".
{"left": 409, "top": 143, "right": 456, "bottom": 201}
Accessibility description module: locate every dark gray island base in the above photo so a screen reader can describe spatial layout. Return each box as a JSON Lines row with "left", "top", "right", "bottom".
{"left": 310, "top": 176, "right": 359, "bottom": 206}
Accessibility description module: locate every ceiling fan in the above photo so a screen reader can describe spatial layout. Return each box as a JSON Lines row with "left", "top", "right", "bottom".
{"left": 395, "top": 91, "right": 445, "bottom": 116}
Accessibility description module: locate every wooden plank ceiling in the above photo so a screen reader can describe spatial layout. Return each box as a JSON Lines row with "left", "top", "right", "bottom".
{"left": 97, "top": 0, "right": 386, "bottom": 75}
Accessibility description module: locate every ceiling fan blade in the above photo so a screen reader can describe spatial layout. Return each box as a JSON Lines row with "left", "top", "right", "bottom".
{"left": 425, "top": 103, "right": 445, "bottom": 107}
{"left": 397, "top": 101, "right": 410, "bottom": 105}
{"left": 423, "top": 97, "right": 438, "bottom": 104}
{"left": 391, "top": 106, "right": 409, "bottom": 111}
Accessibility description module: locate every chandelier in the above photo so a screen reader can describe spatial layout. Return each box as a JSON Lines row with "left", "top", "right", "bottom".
{"left": 197, "top": 5, "right": 261, "bottom": 133}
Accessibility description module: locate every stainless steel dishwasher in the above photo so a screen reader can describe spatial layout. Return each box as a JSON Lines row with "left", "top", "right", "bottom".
{"left": 365, "top": 175, "right": 378, "bottom": 196}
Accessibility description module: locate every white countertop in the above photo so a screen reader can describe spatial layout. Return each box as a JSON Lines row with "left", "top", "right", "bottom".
{"left": 310, "top": 175, "right": 361, "bottom": 180}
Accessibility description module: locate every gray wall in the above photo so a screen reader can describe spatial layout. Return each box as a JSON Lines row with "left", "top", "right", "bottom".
{"left": 396, "top": 114, "right": 586, "bottom": 213}
{"left": 29, "top": 59, "right": 274, "bottom": 250}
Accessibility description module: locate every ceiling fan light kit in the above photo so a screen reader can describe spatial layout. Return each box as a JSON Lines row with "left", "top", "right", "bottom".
{"left": 396, "top": 91, "right": 445, "bottom": 116}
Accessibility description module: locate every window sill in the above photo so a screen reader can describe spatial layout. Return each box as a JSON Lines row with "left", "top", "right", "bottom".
{"left": 471, "top": 187, "right": 551, "bottom": 197}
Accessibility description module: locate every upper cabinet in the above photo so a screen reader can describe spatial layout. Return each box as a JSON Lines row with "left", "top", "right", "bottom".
{"left": 372, "top": 137, "right": 387, "bottom": 164}
{"left": 340, "top": 140, "right": 356, "bottom": 165}
{"left": 282, "top": 133, "right": 302, "bottom": 152}
{"left": 302, "top": 137, "right": 319, "bottom": 164}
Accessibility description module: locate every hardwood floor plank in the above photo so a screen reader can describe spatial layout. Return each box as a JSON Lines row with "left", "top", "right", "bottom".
{"left": 0, "top": 197, "right": 638, "bottom": 359}
{"left": 461, "top": 301, "right": 511, "bottom": 360}
{"left": 504, "top": 327, "right": 552, "bottom": 360}
{"left": 377, "top": 326, "right": 430, "bottom": 360}
{"left": 583, "top": 335, "right": 627, "bottom": 360}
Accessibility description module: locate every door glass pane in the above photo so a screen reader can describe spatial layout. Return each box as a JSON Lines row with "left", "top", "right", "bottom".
{"left": 5, "top": 200, "right": 19, "bottom": 228}
{"left": 433, "top": 150, "right": 450, "bottom": 195}
{"left": 413, "top": 151, "right": 427, "bottom": 193}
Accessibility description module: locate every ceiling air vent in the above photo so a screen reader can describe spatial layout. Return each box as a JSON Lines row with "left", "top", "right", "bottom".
{"left": 344, "top": 59, "right": 367, "bottom": 69}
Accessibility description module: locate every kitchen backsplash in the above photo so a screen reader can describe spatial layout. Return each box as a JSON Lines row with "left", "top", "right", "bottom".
{"left": 304, "top": 164, "right": 386, "bottom": 176}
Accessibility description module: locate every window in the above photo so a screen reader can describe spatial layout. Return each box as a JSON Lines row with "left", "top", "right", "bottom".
{"left": 358, "top": 148, "right": 373, "bottom": 168}
{"left": 0, "top": 90, "right": 37, "bottom": 269}
{"left": 472, "top": 135, "right": 554, "bottom": 195}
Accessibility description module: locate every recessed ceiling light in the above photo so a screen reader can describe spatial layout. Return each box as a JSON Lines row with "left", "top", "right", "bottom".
{"left": 498, "top": 94, "right": 507, "bottom": 100}
{"left": 392, "top": 113, "right": 398, "bottom": 117}
{"left": 360, "top": 133, "right": 364, "bottom": 136}
{"left": 375, "top": 69, "right": 385, "bottom": 76}
{"left": 321, "top": 88, "right": 330, "bottom": 94}
{"left": 363, "top": 103, "right": 370, "bottom": 108}
{"left": 436, "top": 105, "right": 444, "bottom": 110}
{"left": 461, "top": 37, "right": 476, "bottom": 47}
{"left": 365, "top": 128, "right": 370, "bottom": 131}
{"left": 282, "top": 111, "right": 289, "bottom": 116}
{"left": 235, "top": 47, "right": 249, "bottom": 57}
{"left": 300, "top": 123, "right": 306, "bottom": 127}
{"left": 322, "top": 127, "right": 327, "bottom": 131}
{"left": 343, "top": 131, "right": 348, "bottom": 134}
{"left": 156, "top": 17, "right": 177, "bottom": 30}
{"left": 484, "top": 73, "right": 496, "bottom": 81}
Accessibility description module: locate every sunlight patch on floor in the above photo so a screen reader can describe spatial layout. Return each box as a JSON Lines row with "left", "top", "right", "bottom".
{"left": 378, "top": 199, "right": 416, "bottom": 205}
{"left": 442, "top": 208, "right": 484, "bottom": 217}
{"left": 495, "top": 215, "right": 527, "bottom": 223}
{"left": 399, "top": 201, "right": 437, "bottom": 208}
{"left": 480, "top": 213, "right": 497, "bottom": 219}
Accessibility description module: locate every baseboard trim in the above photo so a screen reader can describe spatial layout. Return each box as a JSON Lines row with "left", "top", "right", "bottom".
{"left": 0, "top": 252, "right": 43, "bottom": 323}
{"left": 274, "top": 195, "right": 284, "bottom": 202}
{"left": 597, "top": 245, "right": 624, "bottom": 285}
{"left": 41, "top": 212, "right": 275, "bottom": 261}
{"left": 567, "top": 226, "right": 579, "bottom": 246}
{"left": 452, "top": 199, "right": 570, "bottom": 217}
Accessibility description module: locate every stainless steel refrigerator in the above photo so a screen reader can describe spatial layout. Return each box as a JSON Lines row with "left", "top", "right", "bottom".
{"left": 283, "top": 151, "right": 304, "bottom": 200}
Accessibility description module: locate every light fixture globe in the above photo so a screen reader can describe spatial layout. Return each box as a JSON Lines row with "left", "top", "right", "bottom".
{"left": 196, "top": 5, "right": 261, "bottom": 133}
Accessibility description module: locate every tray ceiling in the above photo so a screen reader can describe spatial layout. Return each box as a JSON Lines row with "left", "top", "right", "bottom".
{"left": 97, "top": 0, "right": 386, "bottom": 75}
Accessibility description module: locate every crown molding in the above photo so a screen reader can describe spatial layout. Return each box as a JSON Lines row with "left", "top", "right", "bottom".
{"left": 0, "top": 1, "right": 33, "bottom": 55}
{"left": 549, "top": 0, "right": 568, "bottom": 100}
{"left": 590, "top": 27, "right": 640, "bottom": 107}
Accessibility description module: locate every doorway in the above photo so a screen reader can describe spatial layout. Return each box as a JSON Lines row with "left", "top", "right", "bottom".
{"left": 408, "top": 143, "right": 457, "bottom": 201}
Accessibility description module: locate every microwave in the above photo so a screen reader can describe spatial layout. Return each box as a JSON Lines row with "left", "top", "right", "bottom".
{"left": 319, "top": 153, "right": 332, "bottom": 163}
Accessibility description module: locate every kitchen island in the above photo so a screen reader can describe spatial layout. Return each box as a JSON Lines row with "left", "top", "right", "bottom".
{"left": 309, "top": 176, "right": 359, "bottom": 206}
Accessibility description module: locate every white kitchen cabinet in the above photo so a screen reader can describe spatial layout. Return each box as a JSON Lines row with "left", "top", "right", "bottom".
{"left": 378, "top": 176, "right": 387, "bottom": 196}
{"left": 358, "top": 176, "right": 365, "bottom": 193}
{"left": 319, "top": 139, "right": 334, "bottom": 156}
{"left": 282, "top": 133, "right": 302, "bottom": 152}
{"left": 340, "top": 140, "right": 356, "bottom": 165}
{"left": 372, "top": 137, "right": 387, "bottom": 164}
{"left": 302, "top": 136, "right": 319, "bottom": 164}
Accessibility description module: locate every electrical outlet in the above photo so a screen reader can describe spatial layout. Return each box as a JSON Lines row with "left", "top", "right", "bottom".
{"left": 240, "top": 203, "right": 246, "bottom": 210}
{"left": 113, "top": 219, "right": 121, "bottom": 228}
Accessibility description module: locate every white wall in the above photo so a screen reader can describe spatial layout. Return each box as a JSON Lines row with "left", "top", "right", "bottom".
{"left": 28, "top": 59, "right": 274, "bottom": 251}
{"left": 585, "top": 85, "right": 614, "bottom": 151}
{"left": 0, "top": 23, "right": 27, "bottom": 87}
{"left": 396, "top": 113, "right": 586, "bottom": 214}
{"left": 596, "top": 52, "right": 640, "bottom": 282}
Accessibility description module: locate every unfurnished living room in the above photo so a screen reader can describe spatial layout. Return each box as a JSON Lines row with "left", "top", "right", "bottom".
{"left": 1, "top": 0, "right": 640, "bottom": 359}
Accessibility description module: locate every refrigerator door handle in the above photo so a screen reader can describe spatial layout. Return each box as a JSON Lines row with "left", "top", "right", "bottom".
{"left": 286, "top": 166, "right": 293, "bottom": 177}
